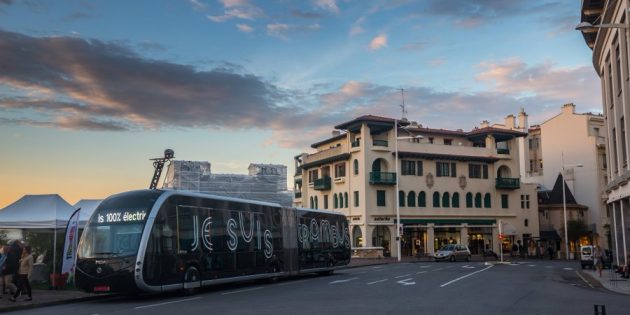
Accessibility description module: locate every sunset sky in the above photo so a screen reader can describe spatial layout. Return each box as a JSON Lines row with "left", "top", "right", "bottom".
{"left": 0, "top": 0, "right": 599, "bottom": 208}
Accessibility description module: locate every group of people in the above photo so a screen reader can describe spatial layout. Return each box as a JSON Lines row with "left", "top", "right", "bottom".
{"left": 0, "top": 241, "right": 33, "bottom": 302}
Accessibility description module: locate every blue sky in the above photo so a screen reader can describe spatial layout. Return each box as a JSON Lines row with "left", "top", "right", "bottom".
{"left": 0, "top": 0, "right": 600, "bottom": 207}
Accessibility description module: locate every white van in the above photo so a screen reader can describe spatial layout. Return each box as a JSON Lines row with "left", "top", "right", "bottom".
{"left": 580, "top": 245, "right": 594, "bottom": 269}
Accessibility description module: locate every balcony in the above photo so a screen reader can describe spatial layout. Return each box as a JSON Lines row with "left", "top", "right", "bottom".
{"left": 369, "top": 172, "right": 396, "bottom": 185}
{"left": 496, "top": 148, "right": 510, "bottom": 155}
{"left": 495, "top": 177, "right": 520, "bottom": 189}
{"left": 313, "top": 176, "right": 332, "bottom": 190}
{"left": 294, "top": 192, "right": 302, "bottom": 199}
{"left": 372, "top": 140, "right": 388, "bottom": 147}
{"left": 351, "top": 140, "right": 360, "bottom": 148}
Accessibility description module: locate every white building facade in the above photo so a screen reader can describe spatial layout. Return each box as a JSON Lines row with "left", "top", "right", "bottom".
{"left": 294, "top": 115, "right": 539, "bottom": 258}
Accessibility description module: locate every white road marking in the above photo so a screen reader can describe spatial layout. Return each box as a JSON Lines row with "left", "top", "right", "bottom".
{"left": 372, "top": 266, "right": 383, "bottom": 269}
{"left": 278, "top": 279, "right": 308, "bottom": 286}
{"left": 416, "top": 271, "right": 427, "bottom": 275}
{"left": 420, "top": 265, "right": 431, "bottom": 268}
{"left": 528, "top": 265, "right": 536, "bottom": 267}
{"left": 440, "top": 265, "right": 493, "bottom": 288}
{"left": 329, "top": 277, "right": 358, "bottom": 284}
{"left": 135, "top": 297, "right": 201, "bottom": 309}
{"left": 396, "top": 278, "right": 416, "bottom": 286}
{"left": 575, "top": 271, "right": 595, "bottom": 288}
{"left": 563, "top": 267, "right": 573, "bottom": 271}
{"left": 367, "top": 279, "right": 388, "bottom": 285}
{"left": 395, "top": 274, "right": 411, "bottom": 279}
{"left": 462, "top": 265, "right": 475, "bottom": 269}
{"left": 221, "top": 287, "right": 265, "bottom": 295}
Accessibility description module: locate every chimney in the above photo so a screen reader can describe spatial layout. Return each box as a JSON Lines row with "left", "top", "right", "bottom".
{"left": 480, "top": 120, "right": 490, "bottom": 128}
{"left": 562, "top": 103, "right": 576, "bottom": 115}
{"left": 504, "top": 114, "right": 515, "bottom": 129}
{"left": 332, "top": 130, "right": 341, "bottom": 136}
{"left": 518, "top": 108, "right": 528, "bottom": 129}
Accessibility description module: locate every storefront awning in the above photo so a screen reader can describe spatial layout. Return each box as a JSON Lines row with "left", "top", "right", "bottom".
{"left": 401, "top": 219, "right": 496, "bottom": 225}
{"left": 540, "top": 230, "right": 561, "bottom": 240}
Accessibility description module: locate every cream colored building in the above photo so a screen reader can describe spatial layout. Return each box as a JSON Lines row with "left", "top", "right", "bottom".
{"left": 579, "top": 0, "right": 630, "bottom": 266}
{"left": 294, "top": 115, "right": 539, "bottom": 258}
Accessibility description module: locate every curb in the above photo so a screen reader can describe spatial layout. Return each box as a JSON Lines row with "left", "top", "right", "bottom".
{"left": 579, "top": 271, "right": 630, "bottom": 296}
{"left": 0, "top": 293, "right": 116, "bottom": 314}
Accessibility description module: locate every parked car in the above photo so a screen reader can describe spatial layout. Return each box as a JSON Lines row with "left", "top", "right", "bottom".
{"left": 434, "top": 244, "right": 471, "bottom": 262}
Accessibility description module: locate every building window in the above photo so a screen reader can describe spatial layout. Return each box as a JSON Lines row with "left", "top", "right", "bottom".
{"left": 428, "top": 137, "right": 434, "bottom": 144}
{"left": 436, "top": 162, "right": 457, "bottom": 177}
{"left": 310, "top": 197, "right": 314, "bottom": 208}
{"left": 399, "top": 191, "right": 405, "bottom": 207}
{"left": 324, "top": 195, "right": 329, "bottom": 209}
{"left": 524, "top": 219, "right": 529, "bottom": 227}
{"left": 418, "top": 191, "right": 426, "bottom": 207}
{"left": 616, "top": 44, "right": 622, "bottom": 93}
{"left": 452, "top": 192, "right": 460, "bottom": 208}
{"left": 520, "top": 195, "right": 530, "bottom": 209}
{"left": 417, "top": 161, "right": 423, "bottom": 176}
{"left": 377, "top": 190, "right": 386, "bottom": 206}
{"left": 484, "top": 193, "right": 491, "bottom": 208}
{"left": 407, "top": 191, "right": 416, "bottom": 207}
{"left": 529, "top": 160, "right": 534, "bottom": 172}
{"left": 353, "top": 159, "right": 359, "bottom": 175}
{"left": 442, "top": 192, "right": 450, "bottom": 208}
{"left": 444, "top": 139, "right": 453, "bottom": 145}
{"left": 402, "top": 160, "right": 416, "bottom": 175}
{"left": 344, "top": 192, "right": 349, "bottom": 208}
{"left": 501, "top": 194, "right": 509, "bottom": 209}
{"left": 469, "top": 164, "right": 482, "bottom": 178}
{"left": 474, "top": 193, "right": 482, "bottom": 208}
{"left": 335, "top": 163, "right": 346, "bottom": 178}
{"left": 308, "top": 169, "right": 319, "bottom": 183}
{"left": 622, "top": 117, "right": 628, "bottom": 167}
{"left": 613, "top": 128, "right": 619, "bottom": 173}
{"left": 314, "top": 196, "right": 318, "bottom": 209}
{"left": 466, "top": 193, "right": 473, "bottom": 208}
{"left": 354, "top": 191, "right": 359, "bottom": 207}
{"left": 433, "top": 192, "right": 440, "bottom": 208}
{"left": 333, "top": 194, "right": 338, "bottom": 209}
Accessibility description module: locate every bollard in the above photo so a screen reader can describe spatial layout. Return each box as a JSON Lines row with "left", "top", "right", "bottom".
{"left": 593, "top": 304, "right": 606, "bottom": 315}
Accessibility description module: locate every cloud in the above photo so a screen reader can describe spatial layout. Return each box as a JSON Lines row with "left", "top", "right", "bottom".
{"left": 369, "top": 34, "right": 387, "bottom": 50}
{"left": 188, "top": 0, "right": 207, "bottom": 11}
{"left": 266, "top": 23, "right": 320, "bottom": 39}
{"left": 290, "top": 9, "right": 325, "bottom": 19}
{"left": 349, "top": 16, "right": 365, "bottom": 36}
{"left": 314, "top": 0, "right": 339, "bottom": 14}
{"left": 236, "top": 23, "right": 254, "bottom": 33}
{"left": 208, "top": 0, "right": 262, "bottom": 22}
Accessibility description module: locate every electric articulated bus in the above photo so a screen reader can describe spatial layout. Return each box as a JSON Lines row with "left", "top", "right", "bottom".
{"left": 76, "top": 190, "right": 351, "bottom": 294}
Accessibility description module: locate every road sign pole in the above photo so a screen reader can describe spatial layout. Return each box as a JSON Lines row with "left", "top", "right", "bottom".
{"left": 499, "top": 220, "right": 504, "bottom": 263}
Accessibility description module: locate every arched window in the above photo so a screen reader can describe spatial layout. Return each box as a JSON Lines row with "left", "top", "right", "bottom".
{"left": 353, "top": 159, "right": 359, "bottom": 175}
{"left": 334, "top": 194, "right": 339, "bottom": 209}
{"left": 399, "top": 191, "right": 406, "bottom": 207}
{"left": 442, "top": 192, "right": 450, "bottom": 208}
{"left": 452, "top": 192, "right": 460, "bottom": 208}
{"left": 310, "top": 197, "right": 314, "bottom": 208}
{"left": 474, "top": 193, "right": 482, "bottom": 208}
{"left": 466, "top": 193, "right": 473, "bottom": 208}
{"left": 484, "top": 193, "right": 491, "bottom": 208}
{"left": 407, "top": 191, "right": 416, "bottom": 207}
{"left": 352, "top": 226, "right": 362, "bottom": 247}
{"left": 314, "top": 196, "right": 319, "bottom": 209}
{"left": 418, "top": 191, "right": 426, "bottom": 207}
{"left": 433, "top": 192, "right": 440, "bottom": 208}
{"left": 344, "top": 192, "right": 349, "bottom": 208}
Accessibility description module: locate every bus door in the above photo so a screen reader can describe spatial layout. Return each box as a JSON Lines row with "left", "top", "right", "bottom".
{"left": 176, "top": 206, "right": 202, "bottom": 289}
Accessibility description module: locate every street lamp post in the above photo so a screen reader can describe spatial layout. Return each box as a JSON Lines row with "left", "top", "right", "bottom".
{"left": 561, "top": 152, "right": 582, "bottom": 260}
{"left": 394, "top": 120, "right": 422, "bottom": 262}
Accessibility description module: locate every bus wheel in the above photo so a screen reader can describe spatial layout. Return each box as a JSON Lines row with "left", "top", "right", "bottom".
{"left": 183, "top": 266, "right": 200, "bottom": 295}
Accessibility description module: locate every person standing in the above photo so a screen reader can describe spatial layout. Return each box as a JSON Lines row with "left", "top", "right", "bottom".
{"left": 593, "top": 245, "right": 603, "bottom": 277}
{"left": 9, "top": 246, "right": 33, "bottom": 302}
{"left": 2, "top": 243, "right": 20, "bottom": 295}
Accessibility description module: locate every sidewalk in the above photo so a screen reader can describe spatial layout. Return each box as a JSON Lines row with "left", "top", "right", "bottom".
{"left": 580, "top": 268, "right": 630, "bottom": 296}
{"left": 0, "top": 289, "right": 106, "bottom": 313}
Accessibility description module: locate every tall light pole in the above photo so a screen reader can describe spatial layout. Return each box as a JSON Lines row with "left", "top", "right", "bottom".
{"left": 394, "top": 120, "right": 422, "bottom": 262}
{"left": 561, "top": 152, "right": 582, "bottom": 260}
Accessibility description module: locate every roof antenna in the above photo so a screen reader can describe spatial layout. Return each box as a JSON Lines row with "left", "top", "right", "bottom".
{"left": 399, "top": 88, "right": 408, "bottom": 120}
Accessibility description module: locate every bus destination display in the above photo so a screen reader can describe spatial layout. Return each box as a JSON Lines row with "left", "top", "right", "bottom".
{"left": 97, "top": 210, "right": 147, "bottom": 224}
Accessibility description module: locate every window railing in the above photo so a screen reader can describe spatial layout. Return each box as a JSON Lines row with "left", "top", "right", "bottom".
{"left": 373, "top": 140, "right": 388, "bottom": 147}
{"left": 495, "top": 177, "right": 520, "bottom": 189}
{"left": 351, "top": 140, "right": 360, "bottom": 147}
{"left": 313, "top": 177, "right": 332, "bottom": 190}
{"left": 496, "top": 148, "right": 510, "bottom": 155}
{"left": 369, "top": 172, "right": 396, "bottom": 185}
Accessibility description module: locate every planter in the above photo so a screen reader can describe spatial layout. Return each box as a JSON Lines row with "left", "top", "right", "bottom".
{"left": 49, "top": 273, "right": 68, "bottom": 289}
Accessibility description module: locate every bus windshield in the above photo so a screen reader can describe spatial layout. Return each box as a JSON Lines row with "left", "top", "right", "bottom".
{"left": 78, "top": 191, "right": 162, "bottom": 259}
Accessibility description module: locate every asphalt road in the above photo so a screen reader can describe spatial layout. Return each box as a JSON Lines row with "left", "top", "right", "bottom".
{"left": 8, "top": 260, "right": 630, "bottom": 315}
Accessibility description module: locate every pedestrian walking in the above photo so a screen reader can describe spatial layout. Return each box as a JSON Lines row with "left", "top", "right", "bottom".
{"left": 547, "top": 245, "right": 554, "bottom": 260}
{"left": 9, "top": 246, "right": 33, "bottom": 302}
{"left": 2, "top": 243, "right": 21, "bottom": 295}
{"left": 593, "top": 245, "right": 603, "bottom": 277}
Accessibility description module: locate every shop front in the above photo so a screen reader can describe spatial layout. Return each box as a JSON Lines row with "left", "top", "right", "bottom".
{"left": 401, "top": 219, "right": 497, "bottom": 256}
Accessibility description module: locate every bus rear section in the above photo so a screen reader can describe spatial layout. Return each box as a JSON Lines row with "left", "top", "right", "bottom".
{"left": 296, "top": 209, "right": 351, "bottom": 273}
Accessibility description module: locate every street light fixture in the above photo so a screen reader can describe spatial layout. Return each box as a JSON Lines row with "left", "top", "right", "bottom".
{"left": 575, "top": 21, "right": 629, "bottom": 31}
{"left": 394, "top": 119, "right": 423, "bottom": 262}
{"left": 561, "top": 152, "right": 582, "bottom": 260}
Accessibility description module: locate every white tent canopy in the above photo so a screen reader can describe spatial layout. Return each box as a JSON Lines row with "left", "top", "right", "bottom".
{"left": 0, "top": 194, "right": 77, "bottom": 229}
{"left": 73, "top": 199, "right": 102, "bottom": 228}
